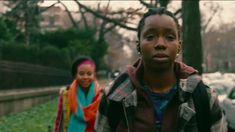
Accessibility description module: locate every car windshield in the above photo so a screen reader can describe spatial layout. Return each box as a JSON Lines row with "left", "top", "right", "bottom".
{"left": 228, "top": 89, "right": 235, "bottom": 99}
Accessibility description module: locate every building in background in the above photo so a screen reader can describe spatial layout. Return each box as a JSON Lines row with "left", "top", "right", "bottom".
{"left": 0, "top": 1, "right": 8, "bottom": 14}
{"left": 40, "top": 6, "right": 73, "bottom": 31}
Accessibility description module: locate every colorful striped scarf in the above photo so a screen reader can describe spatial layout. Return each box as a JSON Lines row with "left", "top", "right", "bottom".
{"left": 67, "top": 79, "right": 101, "bottom": 132}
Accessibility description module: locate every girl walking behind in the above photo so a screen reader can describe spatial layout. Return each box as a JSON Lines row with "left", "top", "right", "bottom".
{"left": 55, "top": 57, "right": 102, "bottom": 132}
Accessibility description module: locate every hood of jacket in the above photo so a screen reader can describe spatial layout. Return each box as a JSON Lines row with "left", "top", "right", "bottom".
{"left": 126, "top": 58, "right": 199, "bottom": 89}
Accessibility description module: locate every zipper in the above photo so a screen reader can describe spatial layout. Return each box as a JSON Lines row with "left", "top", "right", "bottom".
{"left": 122, "top": 99, "right": 130, "bottom": 132}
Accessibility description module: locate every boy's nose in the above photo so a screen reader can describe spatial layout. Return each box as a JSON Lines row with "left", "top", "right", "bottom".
{"left": 154, "top": 37, "right": 166, "bottom": 49}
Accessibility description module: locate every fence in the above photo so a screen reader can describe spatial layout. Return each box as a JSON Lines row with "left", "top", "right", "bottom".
{"left": 0, "top": 60, "right": 72, "bottom": 90}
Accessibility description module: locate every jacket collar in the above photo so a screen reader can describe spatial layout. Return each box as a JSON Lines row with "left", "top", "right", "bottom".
{"left": 127, "top": 58, "right": 198, "bottom": 81}
{"left": 107, "top": 58, "right": 201, "bottom": 103}
{"left": 107, "top": 59, "right": 202, "bottom": 131}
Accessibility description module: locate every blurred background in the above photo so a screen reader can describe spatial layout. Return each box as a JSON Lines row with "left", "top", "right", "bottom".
{"left": 0, "top": 0, "right": 235, "bottom": 131}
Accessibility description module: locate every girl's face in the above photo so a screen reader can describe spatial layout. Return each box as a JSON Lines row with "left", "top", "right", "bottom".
{"left": 76, "top": 64, "right": 95, "bottom": 88}
{"left": 139, "top": 14, "right": 181, "bottom": 71}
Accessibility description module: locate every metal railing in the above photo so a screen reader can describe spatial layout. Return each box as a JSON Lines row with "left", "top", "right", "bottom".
{"left": 0, "top": 60, "right": 72, "bottom": 90}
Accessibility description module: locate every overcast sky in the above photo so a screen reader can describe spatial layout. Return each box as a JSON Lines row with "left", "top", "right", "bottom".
{"left": 40, "top": 0, "right": 235, "bottom": 37}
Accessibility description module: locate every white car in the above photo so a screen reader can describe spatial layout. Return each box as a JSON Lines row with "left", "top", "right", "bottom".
{"left": 222, "top": 87, "right": 235, "bottom": 130}
{"left": 207, "top": 80, "right": 234, "bottom": 105}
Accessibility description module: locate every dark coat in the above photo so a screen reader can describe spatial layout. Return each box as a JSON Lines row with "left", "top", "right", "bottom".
{"left": 95, "top": 59, "right": 227, "bottom": 132}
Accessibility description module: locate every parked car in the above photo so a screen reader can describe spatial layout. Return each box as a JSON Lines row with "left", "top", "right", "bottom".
{"left": 223, "top": 73, "right": 235, "bottom": 83}
{"left": 222, "top": 87, "right": 235, "bottom": 130}
{"left": 202, "top": 72, "right": 223, "bottom": 85}
{"left": 110, "top": 70, "right": 120, "bottom": 79}
{"left": 207, "top": 80, "right": 234, "bottom": 104}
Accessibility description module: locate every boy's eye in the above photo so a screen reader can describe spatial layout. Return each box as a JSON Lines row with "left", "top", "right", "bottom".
{"left": 145, "top": 34, "right": 155, "bottom": 41}
{"left": 166, "top": 35, "right": 175, "bottom": 41}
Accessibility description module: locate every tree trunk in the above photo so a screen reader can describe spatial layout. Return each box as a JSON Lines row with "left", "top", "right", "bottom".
{"left": 182, "top": 0, "right": 203, "bottom": 74}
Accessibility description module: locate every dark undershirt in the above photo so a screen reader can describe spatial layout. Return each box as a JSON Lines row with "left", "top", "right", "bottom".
{"left": 143, "top": 84, "right": 177, "bottom": 131}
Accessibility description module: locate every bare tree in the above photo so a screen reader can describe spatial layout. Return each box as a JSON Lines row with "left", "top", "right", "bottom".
{"left": 5, "top": 0, "right": 62, "bottom": 46}
{"left": 5, "top": 0, "right": 40, "bottom": 46}
{"left": 182, "top": 0, "right": 203, "bottom": 74}
{"left": 201, "top": 2, "right": 222, "bottom": 35}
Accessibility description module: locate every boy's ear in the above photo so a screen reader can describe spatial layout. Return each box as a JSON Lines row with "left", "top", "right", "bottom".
{"left": 177, "top": 41, "right": 182, "bottom": 54}
{"left": 136, "top": 40, "right": 141, "bottom": 53}
{"left": 136, "top": 40, "right": 139, "bottom": 45}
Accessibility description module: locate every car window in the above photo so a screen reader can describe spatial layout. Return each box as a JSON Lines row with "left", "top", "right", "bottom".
{"left": 210, "top": 84, "right": 228, "bottom": 95}
{"left": 216, "top": 88, "right": 226, "bottom": 95}
{"left": 228, "top": 89, "right": 235, "bottom": 99}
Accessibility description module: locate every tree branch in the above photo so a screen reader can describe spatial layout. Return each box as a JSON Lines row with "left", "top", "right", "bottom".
{"left": 202, "top": 2, "right": 221, "bottom": 34}
{"left": 139, "top": 0, "right": 155, "bottom": 8}
{"left": 203, "top": 8, "right": 218, "bottom": 32}
{"left": 104, "top": 24, "right": 116, "bottom": 34}
{"left": 58, "top": 0, "right": 79, "bottom": 29}
{"left": 78, "top": 4, "right": 89, "bottom": 30}
{"left": 73, "top": 0, "right": 137, "bottom": 31}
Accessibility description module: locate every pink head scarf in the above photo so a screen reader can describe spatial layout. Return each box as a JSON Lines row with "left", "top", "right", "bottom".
{"left": 77, "top": 59, "right": 96, "bottom": 71}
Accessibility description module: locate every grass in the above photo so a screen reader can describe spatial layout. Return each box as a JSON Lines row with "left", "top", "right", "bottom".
{"left": 0, "top": 79, "right": 109, "bottom": 132}
{"left": 0, "top": 97, "right": 58, "bottom": 132}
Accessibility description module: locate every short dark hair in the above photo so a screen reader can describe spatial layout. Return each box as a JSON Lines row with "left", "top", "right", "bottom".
{"left": 137, "top": 7, "right": 181, "bottom": 52}
{"left": 71, "top": 56, "right": 95, "bottom": 77}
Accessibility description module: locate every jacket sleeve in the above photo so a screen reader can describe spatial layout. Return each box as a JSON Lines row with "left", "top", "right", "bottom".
{"left": 94, "top": 94, "right": 112, "bottom": 132}
{"left": 208, "top": 88, "right": 227, "bottom": 132}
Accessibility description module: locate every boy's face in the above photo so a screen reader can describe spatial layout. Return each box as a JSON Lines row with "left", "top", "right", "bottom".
{"left": 139, "top": 14, "right": 181, "bottom": 71}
